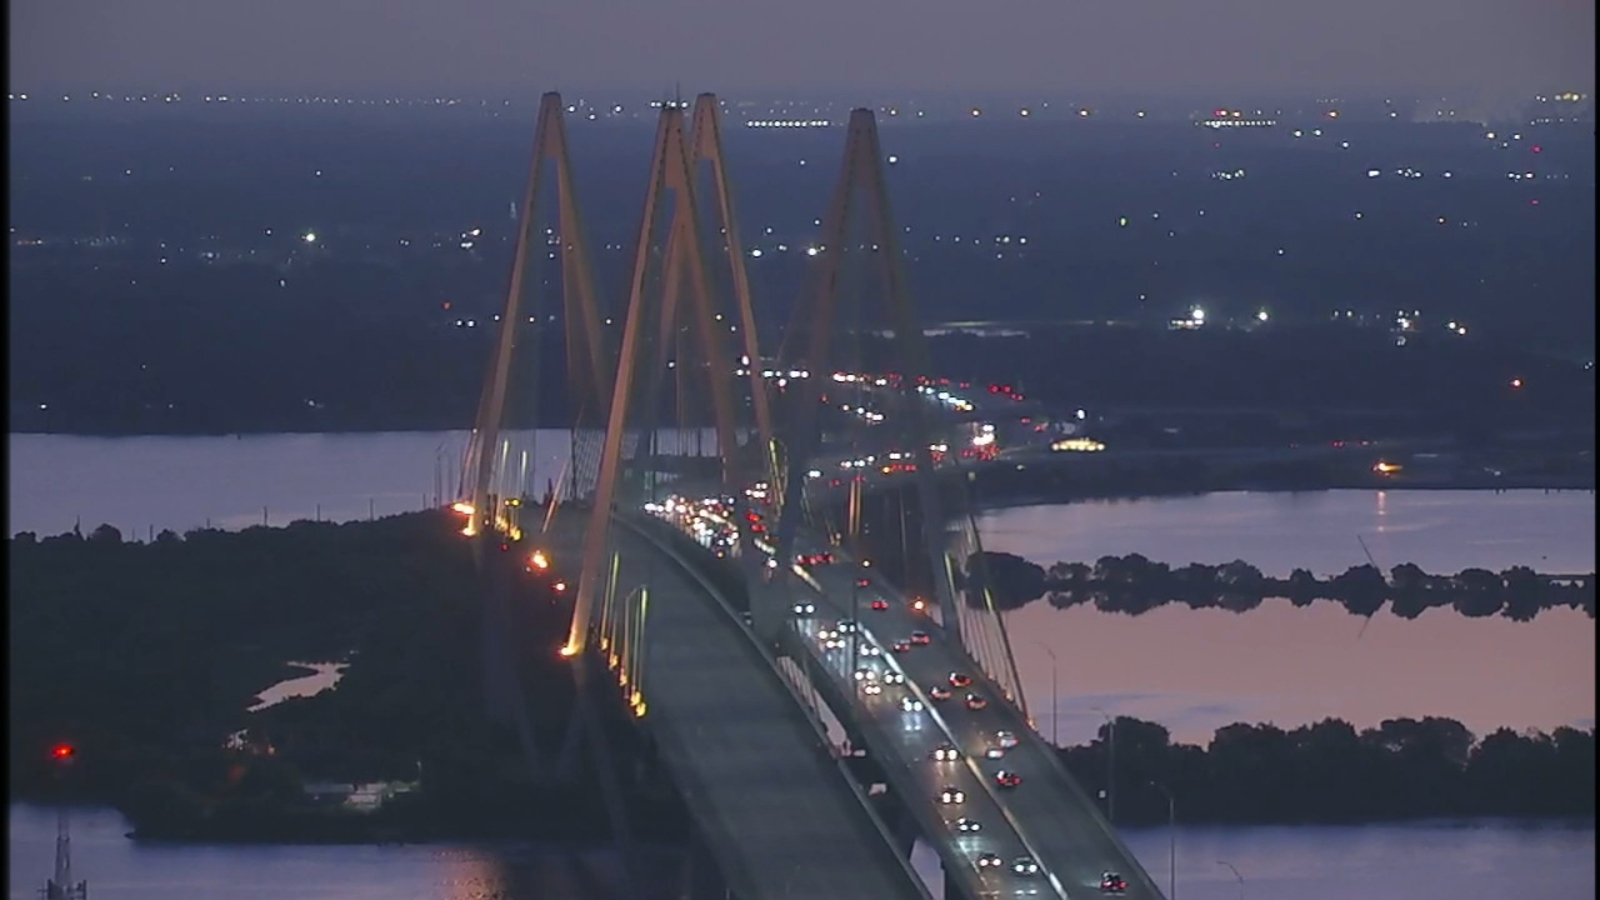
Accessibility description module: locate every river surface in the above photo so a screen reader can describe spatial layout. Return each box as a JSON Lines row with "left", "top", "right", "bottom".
{"left": 10, "top": 431, "right": 1594, "bottom": 745}
{"left": 8, "top": 433, "right": 1596, "bottom": 896}
{"left": 7, "top": 806, "right": 1593, "bottom": 900}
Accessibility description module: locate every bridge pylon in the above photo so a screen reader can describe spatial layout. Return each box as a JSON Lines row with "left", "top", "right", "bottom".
{"left": 461, "top": 91, "right": 611, "bottom": 541}
{"left": 567, "top": 97, "right": 761, "bottom": 658}
{"left": 767, "top": 107, "right": 1029, "bottom": 714}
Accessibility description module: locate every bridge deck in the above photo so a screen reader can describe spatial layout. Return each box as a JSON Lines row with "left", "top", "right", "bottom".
{"left": 549, "top": 513, "right": 928, "bottom": 900}
{"left": 793, "top": 536, "right": 1167, "bottom": 900}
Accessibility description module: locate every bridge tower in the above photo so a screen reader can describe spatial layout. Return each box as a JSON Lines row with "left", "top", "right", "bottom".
{"left": 767, "top": 108, "right": 1028, "bottom": 711}
{"left": 567, "top": 95, "right": 773, "bottom": 659}
{"left": 462, "top": 91, "right": 772, "bottom": 899}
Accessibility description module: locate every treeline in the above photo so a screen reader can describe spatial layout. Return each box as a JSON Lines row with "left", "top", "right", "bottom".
{"left": 8, "top": 515, "right": 497, "bottom": 799}
{"left": 1059, "top": 715, "right": 1595, "bottom": 825}
{"left": 8, "top": 513, "right": 686, "bottom": 841}
{"left": 969, "top": 551, "right": 1597, "bottom": 620}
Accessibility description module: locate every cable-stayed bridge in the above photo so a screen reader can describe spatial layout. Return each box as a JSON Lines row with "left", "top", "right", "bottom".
{"left": 454, "top": 91, "right": 1164, "bottom": 900}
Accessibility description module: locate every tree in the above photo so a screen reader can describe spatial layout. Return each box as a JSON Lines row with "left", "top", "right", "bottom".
{"left": 1500, "top": 566, "right": 1542, "bottom": 621}
{"left": 1331, "top": 564, "right": 1387, "bottom": 617}
{"left": 88, "top": 523, "right": 123, "bottom": 544}
{"left": 1452, "top": 568, "right": 1504, "bottom": 617}
{"left": 968, "top": 551, "right": 1046, "bottom": 611}
{"left": 1285, "top": 568, "right": 1320, "bottom": 607}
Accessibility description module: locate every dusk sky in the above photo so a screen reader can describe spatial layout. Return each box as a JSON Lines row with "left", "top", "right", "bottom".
{"left": 9, "top": 0, "right": 1595, "bottom": 96}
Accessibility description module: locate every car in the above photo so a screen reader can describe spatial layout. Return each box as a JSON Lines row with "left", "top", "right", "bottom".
{"left": 954, "top": 817, "right": 981, "bottom": 833}
{"left": 900, "top": 696, "right": 925, "bottom": 712}
{"left": 996, "top": 730, "right": 1018, "bottom": 749}
{"left": 824, "top": 636, "right": 846, "bottom": 649}
{"left": 1099, "top": 872, "right": 1127, "bottom": 894}
{"left": 891, "top": 640, "right": 912, "bottom": 654}
{"left": 948, "top": 672, "right": 972, "bottom": 688}
{"left": 838, "top": 619, "right": 859, "bottom": 633}
{"left": 965, "top": 693, "right": 988, "bottom": 711}
{"left": 862, "top": 682, "right": 883, "bottom": 695}
{"left": 931, "top": 744, "right": 961, "bottom": 762}
{"left": 869, "top": 598, "right": 889, "bottom": 611}
{"left": 853, "top": 667, "right": 877, "bottom": 682}
{"left": 984, "top": 746, "right": 1005, "bottom": 759}
{"left": 910, "top": 631, "right": 931, "bottom": 645}
{"left": 860, "top": 644, "right": 882, "bottom": 657}
{"left": 975, "top": 852, "right": 1004, "bottom": 869}
{"left": 1011, "top": 857, "right": 1040, "bottom": 876}
{"left": 856, "top": 577, "right": 872, "bottom": 588}
{"left": 928, "top": 685, "right": 953, "bottom": 701}
{"left": 938, "top": 786, "right": 966, "bottom": 804}
{"left": 882, "top": 670, "right": 906, "bottom": 685}
{"left": 792, "top": 601, "right": 816, "bottom": 615}
{"left": 994, "top": 770, "right": 1022, "bottom": 789}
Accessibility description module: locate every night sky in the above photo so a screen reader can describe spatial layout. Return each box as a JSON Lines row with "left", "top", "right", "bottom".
{"left": 9, "top": 0, "right": 1595, "bottom": 94}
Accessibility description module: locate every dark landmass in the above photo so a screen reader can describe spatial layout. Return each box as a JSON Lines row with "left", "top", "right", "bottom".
{"left": 7, "top": 114, "right": 1594, "bottom": 436}
{"left": 1060, "top": 715, "right": 1595, "bottom": 825}
{"left": 9, "top": 513, "right": 1593, "bottom": 843}
{"left": 966, "top": 551, "right": 1597, "bottom": 620}
{"left": 8, "top": 512, "right": 686, "bottom": 843}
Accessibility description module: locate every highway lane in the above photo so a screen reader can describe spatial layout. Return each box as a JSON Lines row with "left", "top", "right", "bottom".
{"left": 781, "top": 610, "right": 1059, "bottom": 900}
{"left": 604, "top": 527, "right": 932, "bottom": 900}
{"left": 797, "top": 544, "right": 1166, "bottom": 900}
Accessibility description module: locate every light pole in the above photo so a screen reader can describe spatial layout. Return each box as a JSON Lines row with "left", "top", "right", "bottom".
{"left": 1152, "top": 780, "right": 1176, "bottom": 900}
{"left": 1035, "top": 642, "right": 1058, "bottom": 745}
{"left": 1216, "top": 860, "right": 1243, "bottom": 900}
{"left": 1092, "top": 705, "right": 1116, "bottom": 824}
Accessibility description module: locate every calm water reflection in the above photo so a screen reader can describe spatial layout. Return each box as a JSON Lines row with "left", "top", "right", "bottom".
{"left": 9, "top": 807, "right": 1593, "bottom": 900}
{"left": 976, "top": 493, "right": 1595, "bottom": 745}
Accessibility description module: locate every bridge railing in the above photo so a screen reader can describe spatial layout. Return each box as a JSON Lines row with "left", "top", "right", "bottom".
{"left": 613, "top": 512, "right": 936, "bottom": 900}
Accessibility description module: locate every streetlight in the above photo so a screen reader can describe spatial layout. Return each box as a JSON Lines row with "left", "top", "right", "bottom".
{"left": 1151, "top": 780, "right": 1176, "bottom": 900}
{"left": 1216, "top": 860, "right": 1244, "bottom": 900}
{"left": 1092, "top": 706, "right": 1116, "bottom": 824}
{"left": 1036, "top": 642, "right": 1058, "bottom": 745}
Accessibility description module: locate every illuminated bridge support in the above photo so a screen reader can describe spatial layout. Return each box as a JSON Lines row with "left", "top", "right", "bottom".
{"left": 767, "top": 107, "right": 1028, "bottom": 712}
{"left": 462, "top": 91, "right": 610, "bottom": 542}
{"left": 570, "top": 98, "right": 754, "bottom": 658}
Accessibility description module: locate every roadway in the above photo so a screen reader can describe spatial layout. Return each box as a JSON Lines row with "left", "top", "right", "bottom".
{"left": 792, "top": 540, "right": 1166, "bottom": 900}
{"left": 777, "top": 605, "right": 1060, "bottom": 900}
{"left": 605, "top": 521, "right": 932, "bottom": 900}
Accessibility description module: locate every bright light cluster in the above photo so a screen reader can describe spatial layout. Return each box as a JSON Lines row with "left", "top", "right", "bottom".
{"left": 744, "top": 119, "right": 832, "bottom": 128}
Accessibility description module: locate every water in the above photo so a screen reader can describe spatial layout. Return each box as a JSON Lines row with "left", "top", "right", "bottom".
{"left": 8, "top": 806, "right": 1594, "bottom": 900}
{"left": 976, "top": 493, "right": 1596, "bottom": 746}
{"left": 248, "top": 662, "right": 348, "bottom": 712}
{"left": 8, "top": 433, "right": 1596, "bottom": 895}
{"left": 975, "top": 490, "right": 1597, "bottom": 579}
